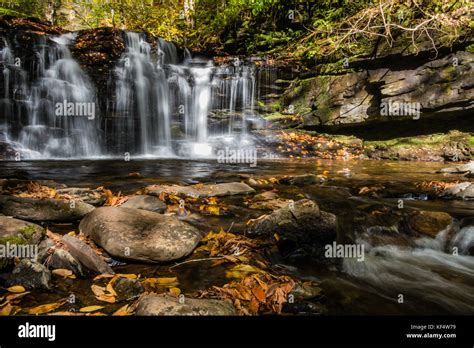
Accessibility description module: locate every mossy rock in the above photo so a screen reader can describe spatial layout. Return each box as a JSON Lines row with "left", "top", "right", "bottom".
{"left": 0, "top": 216, "right": 45, "bottom": 270}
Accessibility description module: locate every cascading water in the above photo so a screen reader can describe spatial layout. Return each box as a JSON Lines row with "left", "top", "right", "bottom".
{"left": 1, "top": 33, "right": 100, "bottom": 159}
{"left": 0, "top": 30, "right": 260, "bottom": 159}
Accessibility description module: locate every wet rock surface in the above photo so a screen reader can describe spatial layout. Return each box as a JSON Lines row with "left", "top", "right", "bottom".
{"left": 0, "top": 196, "right": 95, "bottom": 222}
{"left": 121, "top": 195, "right": 167, "bottom": 213}
{"left": 3, "top": 259, "right": 51, "bottom": 290}
{"left": 79, "top": 207, "right": 202, "bottom": 263}
{"left": 136, "top": 293, "right": 237, "bottom": 316}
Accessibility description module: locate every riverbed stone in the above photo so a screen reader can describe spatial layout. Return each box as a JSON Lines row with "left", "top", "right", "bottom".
{"left": 246, "top": 199, "right": 337, "bottom": 252}
{"left": 61, "top": 234, "right": 114, "bottom": 275}
{"left": 0, "top": 216, "right": 45, "bottom": 270}
{"left": 37, "top": 238, "right": 84, "bottom": 276}
{"left": 79, "top": 207, "right": 202, "bottom": 263}
{"left": 146, "top": 182, "right": 255, "bottom": 199}
{"left": 408, "top": 211, "right": 454, "bottom": 237}
{"left": 0, "top": 195, "right": 95, "bottom": 222}
{"left": 136, "top": 293, "right": 237, "bottom": 316}
{"left": 279, "top": 174, "right": 320, "bottom": 186}
{"left": 121, "top": 195, "right": 167, "bottom": 213}
{"left": 440, "top": 182, "right": 474, "bottom": 200}
{"left": 114, "top": 277, "right": 144, "bottom": 301}
{"left": 4, "top": 259, "right": 51, "bottom": 290}
{"left": 55, "top": 188, "right": 106, "bottom": 206}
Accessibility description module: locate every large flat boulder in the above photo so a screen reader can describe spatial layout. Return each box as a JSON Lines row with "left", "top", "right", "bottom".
{"left": 0, "top": 196, "right": 95, "bottom": 222}
{"left": 79, "top": 207, "right": 202, "bottom": 263}
{"left": 146, "top": 182, "right": 255, "bottom": 199}
{"left": 136, "top": 293, "right": 237, "bottom": 316}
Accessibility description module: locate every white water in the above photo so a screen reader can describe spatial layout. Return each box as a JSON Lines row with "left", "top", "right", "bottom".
{"left": 343, "top": 225, "right": 474, "bottom": 313}
{"left": 0, "top": 31, "right": 258, "bottom": 159}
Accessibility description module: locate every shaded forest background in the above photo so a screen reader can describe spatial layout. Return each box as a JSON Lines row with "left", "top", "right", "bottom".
{"left": 0, "top": 0, "right": 472, "bottom": 61}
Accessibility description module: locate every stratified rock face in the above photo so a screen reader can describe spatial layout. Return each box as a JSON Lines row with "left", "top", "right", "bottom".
{"left": 0, "top": 196, "right": 95, "bottom": 222}
{"left": 278, "top": 51, "right": 474, "bottom": 127}
{"left": 246, "top": 199, "right": 337, "bottom": 254}
{"left": 136, "top": 293, "right": 237, "bottom": 316}
{"left": 79, "top": 207, "right": 202, "bottom": 263}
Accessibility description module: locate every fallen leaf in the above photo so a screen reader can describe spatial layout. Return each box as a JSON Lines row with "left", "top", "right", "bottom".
{"left": 52, "top": 269, "right": 74, "bottom": 278}
{"left": 79, "top": 305, "right": 104, "bottom": 313}
{"left": 7, "top": 286, "right": 26, "bottom": 293}
{"left": 29, "top": 302, "right": 63, "bottom": 315}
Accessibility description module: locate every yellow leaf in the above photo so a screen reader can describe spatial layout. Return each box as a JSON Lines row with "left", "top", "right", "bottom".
{"left": 7, "top": 286, "right": 26, "bottom": 293}
{"left": 156, "top": 277, "right": 178, "bottom": 285}
{"left": 91, "top": 284, "right": 106, "bottom": 297}
{"left": 117, "top": 274, "right": 138, "bottom": 279}
{"left": 6, "top": 291, "right": 31, "bottom": 302}
{"left": 106, "top": 281, "right": 117, "bottom": 297}
{"left": 79, "top": 305, "right": 104, "bottom": 313}
{"left": 112, "top": 304, "right": 132, "bottom": 316}
{"left": 0, "top": 302, "right": 13, "bottom": 316}
{"left": 93, "top": 273, "right": 115, "bottom": 281}
{"left": 52, "top": 269, "right": 73, "bottom": 278}
{"left": 169, "top": 287, "right": 181, "bottom": 296}
{"left": 95, "top": 294, "right": 116, "bottom": 304}
{"left": 29, "top": 302, "right": 63, "bottom": 315}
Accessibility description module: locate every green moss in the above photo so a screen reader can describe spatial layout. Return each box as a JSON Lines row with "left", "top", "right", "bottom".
{"left": 466, "top": 44, "right": 474, "bottom": 53}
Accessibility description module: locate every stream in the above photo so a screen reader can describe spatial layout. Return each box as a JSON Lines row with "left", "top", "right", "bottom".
{"left": 2, "top": 158, "right": 473, "bottom": 315}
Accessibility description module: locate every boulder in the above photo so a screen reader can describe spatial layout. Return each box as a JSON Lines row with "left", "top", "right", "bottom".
{"left": 37, "top": 238, "right": 84, "bottom": 276}
{"left": 146, "top": 182, "right": 255, "bottom": 199}
{"left": 136, "top": 293, "right": 237, "bottom": 316}
{"left": 79, "top": 207, "right": 202, "bottom": 263}
{"left": 279, "top": 174, "right": 320, "bottom": 186}
{"left": 55, "top": 188, "right": 106, "bottom": 206}
{"left": 0, "top": 216, "right": 45, "bottom": 245}
{"left": 246, "top": 199, "right": 337, "bottom": 258}
{"left": 440, "top": 182, "right": 474, "bottom": 200}
{"left": 408, "top": 211, "right": 453, "bottom": 237}
{"left": 4, "top": 259, "right": 51, "bottom": 290}
{"left": 121, "top": 195, "right": 167, "bottom": 213}
{"left": 114, "top": 277, "right": 144, "bottom": 301}
{"left": 0, "top": 196, "right": 95, "bottom": 222}
{"left": 61, "top": 235, "right": 114, "bottom": 275}
{"left": 0, "top": 216, "right": 45, "bottom": 270}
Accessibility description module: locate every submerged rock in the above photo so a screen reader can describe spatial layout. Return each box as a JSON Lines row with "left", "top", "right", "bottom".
{"left": 408, "top": 211, "right": 454, "bottom": 237}
{"left": 114, "top": 277, "right": 144, "bottom": 301}
{"left": 279, "top": 174, "right": 320, "bottom": 186}
{"left": 121, "top": 195, "right": 167, "bottom": 213}
{"left": 0, "top": 196, "right": 95, "bottom": 222}
{"left": 79, "top": 207, "right": 202, "bottom": 263}
{"left": 246, "top": 199, "right": 337, "bottom": 258}
{"left": 3, "top": 259, "right": 51, "bottom": 290}
{"left": 146, "top": 182, "right": 255, "bottom": 199}
{"left": 136, "top": 293, "right": 237, "bottom": 316}
{"left": 61, "top": 234, "right": 114, "bottom": 275}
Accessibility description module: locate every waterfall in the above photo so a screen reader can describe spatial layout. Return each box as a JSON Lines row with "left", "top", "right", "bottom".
{"left": 0, "top": 30, "right": 259, "bottom": 159}
{"left": 1, "top": 33, "right": 100, "bottom": 159}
